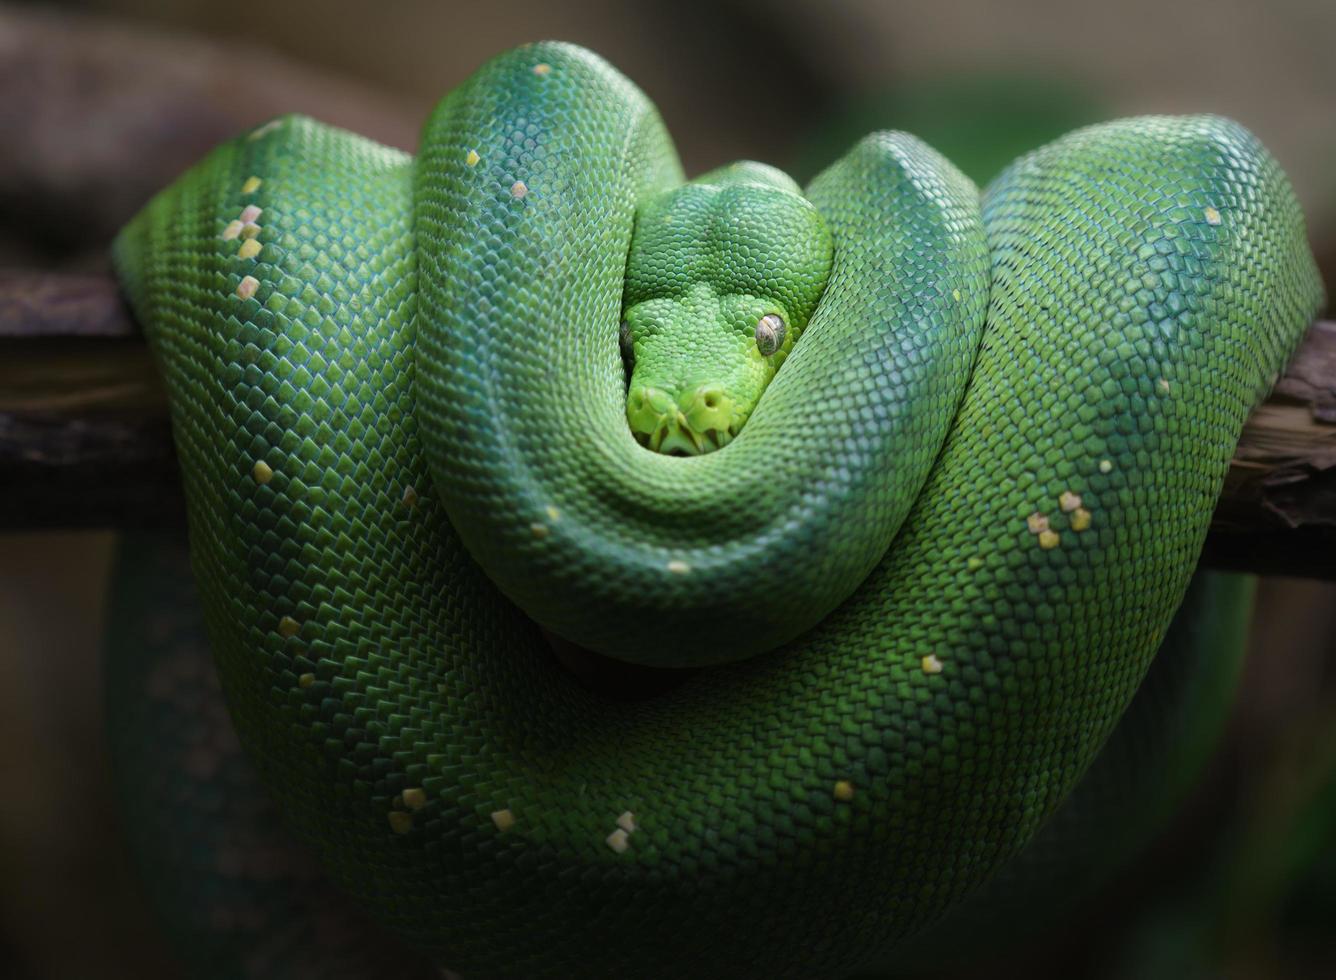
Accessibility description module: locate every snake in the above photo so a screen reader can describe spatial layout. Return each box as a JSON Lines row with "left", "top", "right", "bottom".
{"left": 110, "top": 40, "right": 1323, "bottom": 978}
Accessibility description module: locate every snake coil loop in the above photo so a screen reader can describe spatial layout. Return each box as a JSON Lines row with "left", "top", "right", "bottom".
{"left": 112, "top": 40, "right": 1321, "bottom": 979}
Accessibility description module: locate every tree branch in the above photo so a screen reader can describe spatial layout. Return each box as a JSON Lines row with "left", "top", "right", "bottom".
{"left": 1, "top": 270, "right": 1332, "bottom": 577}
{"left": 1200, "top": 320, "right": 1336, "bottom": 578}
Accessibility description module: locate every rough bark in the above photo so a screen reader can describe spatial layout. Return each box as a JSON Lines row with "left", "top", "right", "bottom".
{"left": 1, "top": 270, "right": 1333, "bottom": 577}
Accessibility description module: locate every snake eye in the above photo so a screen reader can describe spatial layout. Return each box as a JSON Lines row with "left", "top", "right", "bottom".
{"left": 754, "top": 314, "right": 785, "bottom": 356}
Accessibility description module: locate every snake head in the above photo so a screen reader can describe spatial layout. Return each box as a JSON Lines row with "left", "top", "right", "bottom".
{"left": 621, "top": 161, "right": 833, "bottom": 455}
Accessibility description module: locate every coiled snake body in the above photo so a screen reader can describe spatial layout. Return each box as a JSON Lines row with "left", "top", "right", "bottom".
{"left": 112, "top": 41, "right": 1322, "bottom": 977}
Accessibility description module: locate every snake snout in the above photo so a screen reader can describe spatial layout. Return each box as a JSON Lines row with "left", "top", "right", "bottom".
{"left": 627, "top": 383, "right": 738, "bottom": 456}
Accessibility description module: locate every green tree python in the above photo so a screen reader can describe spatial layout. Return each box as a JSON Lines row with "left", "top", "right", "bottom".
{"left": 109, "top": 40, "right": 1323, "bottom": 978}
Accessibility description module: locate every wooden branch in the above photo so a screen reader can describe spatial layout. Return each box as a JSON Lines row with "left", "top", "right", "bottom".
{"left": 0, "top": 272, "right": 175, "bottom": 527}
{"left": 1200, "top": 320, "right": 1336, "bottom": 579}
{"left": 2, "top": 270, "right": 1333, "bottom": 578}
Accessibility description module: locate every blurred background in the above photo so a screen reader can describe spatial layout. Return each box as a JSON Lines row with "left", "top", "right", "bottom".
{"left": 2, "top": 0, "right": 1334, "bottom": 977}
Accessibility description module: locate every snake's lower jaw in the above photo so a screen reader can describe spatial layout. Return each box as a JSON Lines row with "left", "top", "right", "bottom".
{"left": 627, "top": 383, "right": 739, "bottom": 456}
{"left": 639, "top": 422, "right": 734, "bottom": 456}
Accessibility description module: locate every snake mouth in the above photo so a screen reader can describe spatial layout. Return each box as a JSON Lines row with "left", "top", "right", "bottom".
{"left": 635, "top": 420, "right": 735, "bottom": 456}
{"left": 627, "top": 383, "right": 740, "bottom": 456}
